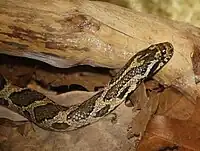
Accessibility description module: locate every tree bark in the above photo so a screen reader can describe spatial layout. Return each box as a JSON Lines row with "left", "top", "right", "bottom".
{"left": 0, "top": 0, "right": 200, "bottom": 101}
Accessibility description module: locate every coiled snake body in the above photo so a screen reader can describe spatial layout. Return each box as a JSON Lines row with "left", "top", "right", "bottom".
{"left": 0, "top": 42, "right": 173, "bottom": 132}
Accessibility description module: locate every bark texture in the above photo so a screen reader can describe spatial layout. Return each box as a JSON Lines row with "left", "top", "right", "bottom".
{"left": 0, "top": 0, "right": 200, "bottom": 102}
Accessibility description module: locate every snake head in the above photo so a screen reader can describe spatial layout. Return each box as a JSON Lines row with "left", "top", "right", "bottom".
{"left": 150, "top": 42, "right": 174, "bottom": 64}
{"left": 146, "top": 42, "right": 174, "bottom": 77}
{"left": 129, "top": 42, "right": 174, "bottom": 79}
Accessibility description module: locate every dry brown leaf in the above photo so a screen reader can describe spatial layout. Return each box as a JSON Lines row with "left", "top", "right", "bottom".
{"left": 127, "top": 83, "right": 157, "bottom": 149}
{"left": 147, "top": 87, "right": 195, "bottom": 120}
{"left": 138, "top": 115, "right": 200, "bottom": 151}
{"left": 189, "top": 97, "right": 200, "bottom": 125}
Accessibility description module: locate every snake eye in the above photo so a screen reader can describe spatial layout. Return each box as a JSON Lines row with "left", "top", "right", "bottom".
{"left": 162, "top": 49, "right": 166, "bottom": 53}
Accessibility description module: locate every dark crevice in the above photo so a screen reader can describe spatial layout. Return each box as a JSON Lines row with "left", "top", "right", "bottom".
{"left": 0, "top": 54, "right": 111, "bottom": 92}
{"left": 94, "top": 86, "right": 104, "bottom": 91}
{"left": 0, "top": 54, "right": 110, "bottom": 75}
{"left": 158, "top": 145, "right": 179, "bottom": 151}
{"left": 34, "top": 80, "right": 89, "bottom": 94}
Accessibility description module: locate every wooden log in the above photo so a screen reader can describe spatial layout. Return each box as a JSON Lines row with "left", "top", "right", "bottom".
{"left": 0, "top": 0, "right": 200, "bottom": 102}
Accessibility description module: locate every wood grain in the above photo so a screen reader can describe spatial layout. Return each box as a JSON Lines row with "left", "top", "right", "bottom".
{"left": 0, "top": 0, "right": 200, "bottom": 102}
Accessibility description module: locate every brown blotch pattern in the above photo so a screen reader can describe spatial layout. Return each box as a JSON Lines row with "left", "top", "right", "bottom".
{"left": 58, "top": 14, "right": 100, "bottom": 33}
{"left": 51, "top": 123, "right": 70, "bottom": 130}
{"left": 8, "top": 25, "right": 46, "bottom": 41}
{"left": 45, "top": 41, "right": 90, "bottom": 52}
{"left": 9, "top": 89, "right": 45, "bottom": 107}
{"left": 0, "top": 40, "right": 28, "bottom": 50}
{"left": 67, "top": 91, "right": 103, "bottom": 121}
{"left": 34, "top": 103, "right": 68, "bottom": 123}
{"left": 0, "top": 74, "right": 6, "bottom": 91}
{"left": 95, "top": 105, "right": 110, "bottom": 117}
{"left": 117, "top": 86, "right": 131, "bottom": 99}
{"left": 105, "top": 69, "right": 138, "bottom": 101}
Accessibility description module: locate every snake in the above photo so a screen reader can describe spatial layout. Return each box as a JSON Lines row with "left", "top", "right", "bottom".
{"left": 0, "top": 42, "right": 173, "bottom": 132}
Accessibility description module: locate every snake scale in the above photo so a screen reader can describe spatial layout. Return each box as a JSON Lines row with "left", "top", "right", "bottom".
{"left": 0, "top": 42, "right": 173, "bottom": 132}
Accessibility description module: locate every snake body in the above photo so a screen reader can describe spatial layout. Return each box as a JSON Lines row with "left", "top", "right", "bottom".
{"left": 0, "top": 42, "right": 173, "bottom": 132}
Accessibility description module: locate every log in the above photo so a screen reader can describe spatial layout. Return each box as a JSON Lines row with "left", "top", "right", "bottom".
{"left": 0, "top": 0, "right": 200, "bottom": 102}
